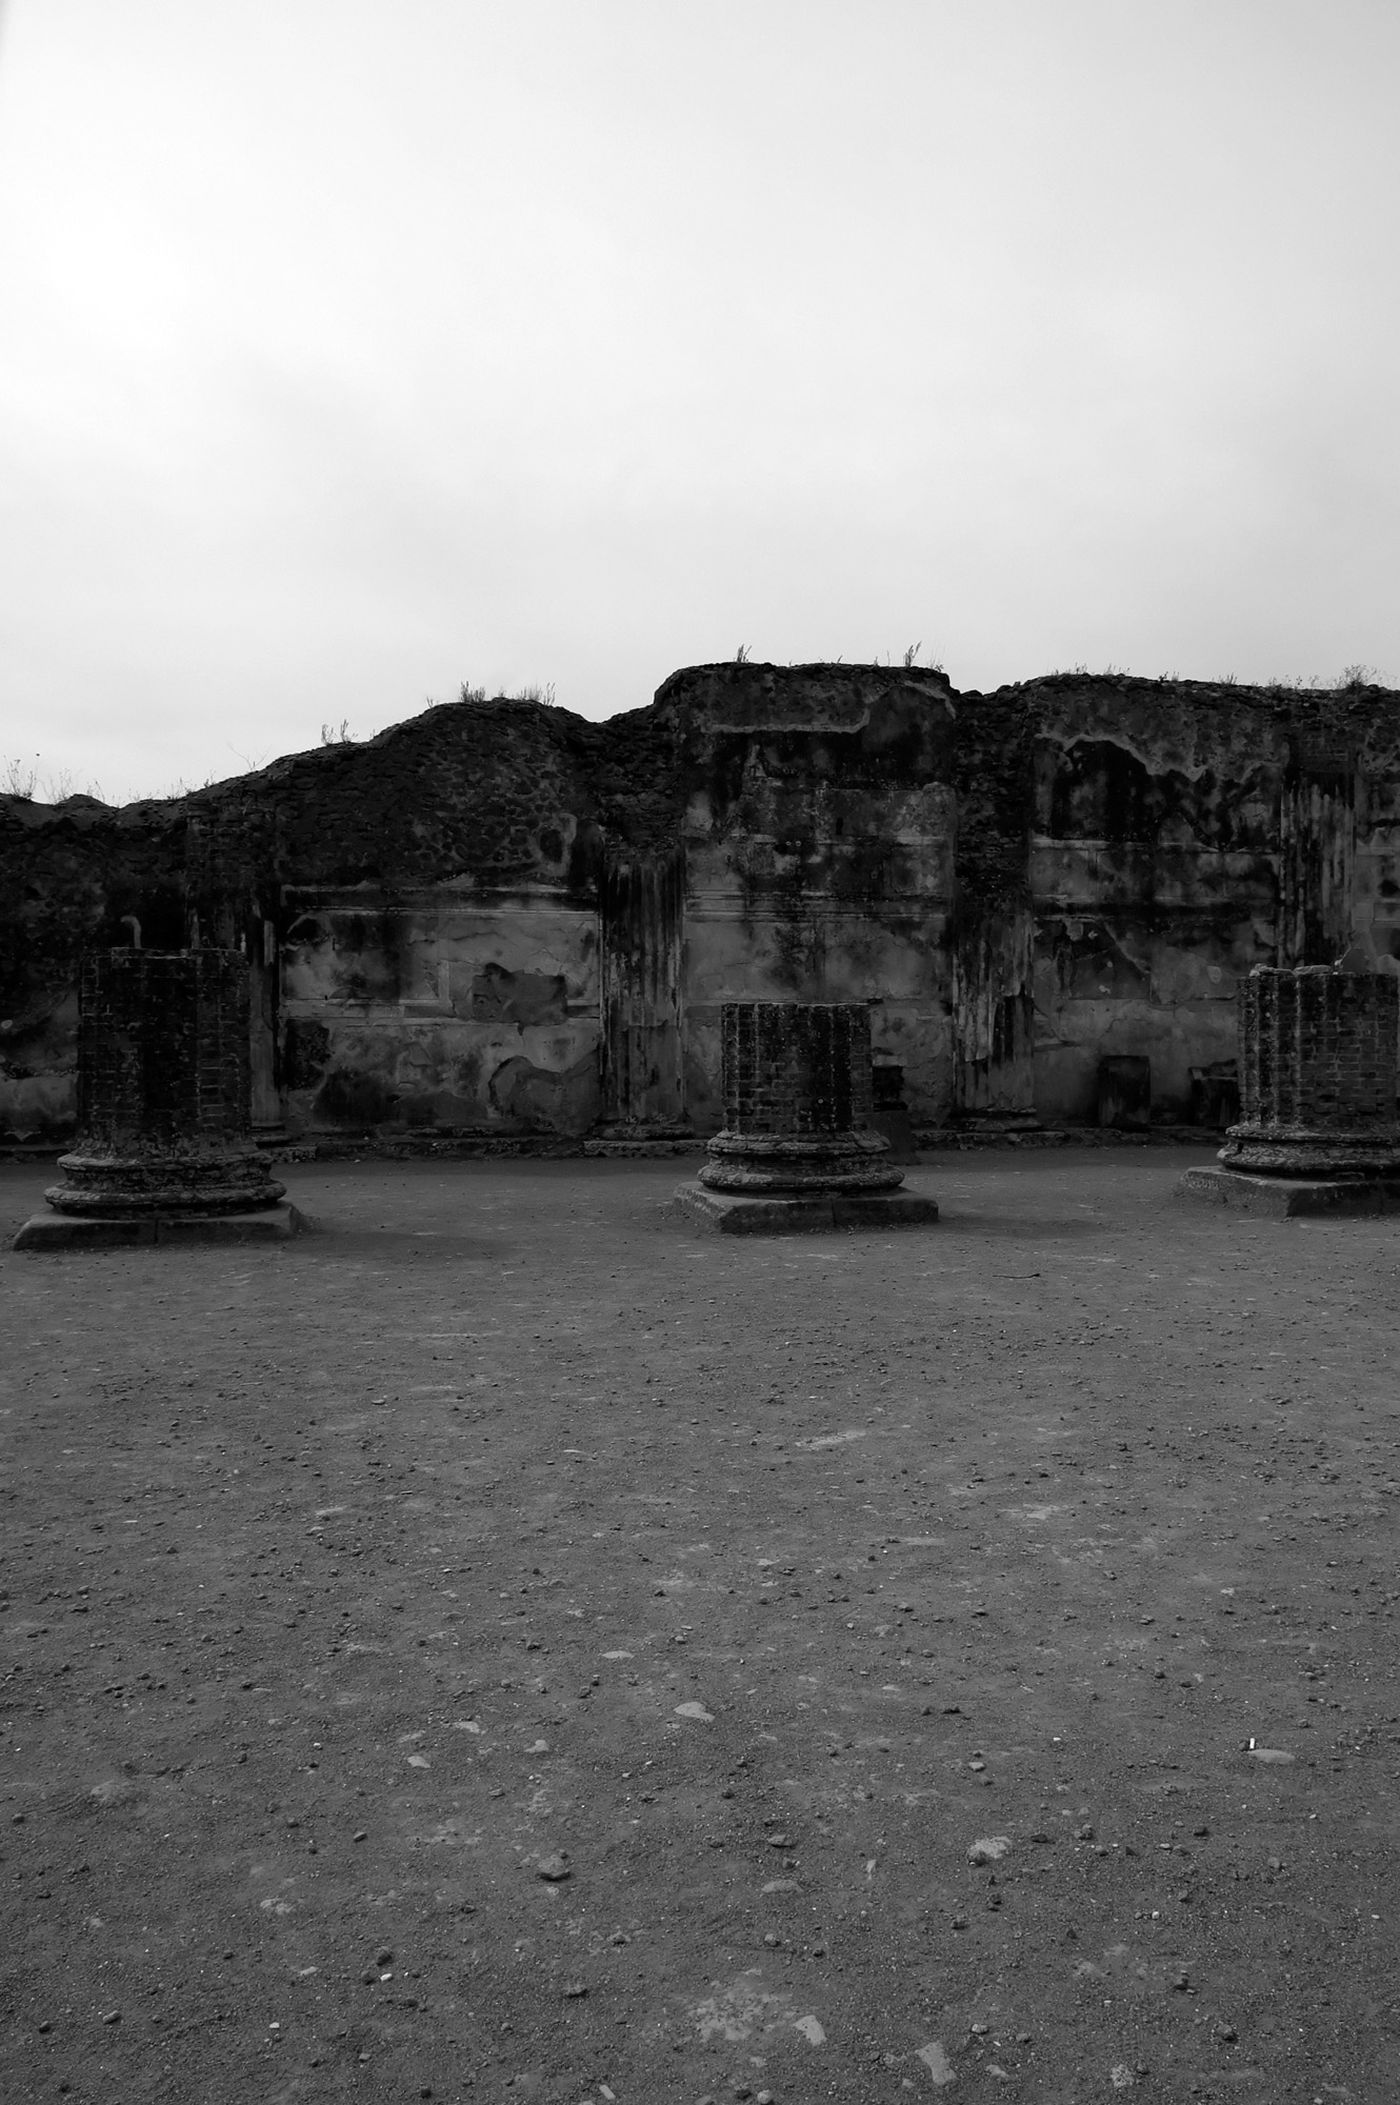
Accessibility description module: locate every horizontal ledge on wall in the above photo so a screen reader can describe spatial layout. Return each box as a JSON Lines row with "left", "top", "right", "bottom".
{"left": 684, "top": 998, "right": 947, "bottom": 1017}
{"left": 686, "top": 896, "right": 951, "bottom": 920}
{"left": 280, "top": 887, "right": 597, "bottom": 913}
{"left": 280, "top": 999, "right": 600, "bottom": 1024}
{"left": 1029, "top": 839, "right": 1278, "bottom": 862}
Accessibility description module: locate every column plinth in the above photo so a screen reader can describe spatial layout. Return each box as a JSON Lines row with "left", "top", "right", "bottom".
{"left": 678, "top": 1001, "right": 936, "bottom": 1232}
{"left": 1178, "top": 965, "right": 1400, "bottom": 1215}
{"left": 16, "top": 950, "right": 296, "bottom": 1248}
{"left": 1219, "top": 965, "right": 1400, "bottom": 1177}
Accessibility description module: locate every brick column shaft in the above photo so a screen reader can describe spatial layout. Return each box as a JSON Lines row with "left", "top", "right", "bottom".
{"left": 699, "top": 1001, "right": 903, "bottom": 1194}
{"left": 1221, "top": 965, "right": 1400, "bottom": 1177}
{"left": 46, "top": 950, "right": 284, "bottom": 1216}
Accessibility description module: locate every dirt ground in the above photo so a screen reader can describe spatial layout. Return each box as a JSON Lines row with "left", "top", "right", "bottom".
{"left": 2, "top": 1147, "right": 1398, "bottom": 2105}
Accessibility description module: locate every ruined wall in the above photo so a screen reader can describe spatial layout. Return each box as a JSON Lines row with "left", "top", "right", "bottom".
{"left": 1027, "top": 679, "right": 1284, "bottom": 1122}
{"left": 1026, "top": 677, "right": 1400, "bottom": 1122}
{"left": 658, "top": 663, "right": 958, "bottom": 1129}
{"left": 0, "top": 692, "right": 686, "bottom": 1145}
{"left": 0, "top": 793, "right": 221, "bottom": 1143}
{"left": 4, "top": 668, "right": 1398, "bottom": 1145}
{"left": 280, "top": 891, "right": 602, "bottom": 1137}
{"left": 598, "top": 851, "right": 686, "bottom": 1128}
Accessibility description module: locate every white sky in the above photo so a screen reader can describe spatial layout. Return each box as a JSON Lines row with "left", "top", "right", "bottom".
{"left": 1, "top": 0, "right": 1398, "bottom": 801}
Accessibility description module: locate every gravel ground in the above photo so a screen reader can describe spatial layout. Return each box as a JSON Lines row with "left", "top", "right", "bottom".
{"left": 2, "top": 1147, "right": 1398, "bottom": 2105}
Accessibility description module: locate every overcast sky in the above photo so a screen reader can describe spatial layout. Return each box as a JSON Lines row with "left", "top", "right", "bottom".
{"left": 2, "top": 1, "right": 1398, "bottom": 802}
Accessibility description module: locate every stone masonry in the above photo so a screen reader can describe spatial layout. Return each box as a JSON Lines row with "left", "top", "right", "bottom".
{"left": 677, "top": 1000, "right": 938, "bottom": 1232}
{"left": 1220, "top": 965, "right": 1400, "bottom": 1177}
{"left": 14, "top": 949, "right": 294, "bottom": 1247}
{"left": 699, "top": 1002, "right": 902, "bottom": 1194}
{"left": 1178, "top": 963, "right": 1400, "bottom": 1216}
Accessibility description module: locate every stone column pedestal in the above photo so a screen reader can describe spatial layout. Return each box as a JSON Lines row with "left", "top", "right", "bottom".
{"left": 1178, "top": 965, "right": 1400, "bottom": 1216}
{"left": 15, "top": 949, "right": 301, "bottom": 1249}
{"left": 676, "top": 1001, "right": 938, "bottom": 1233}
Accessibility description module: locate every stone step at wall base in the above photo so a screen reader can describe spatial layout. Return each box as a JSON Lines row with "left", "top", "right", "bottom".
{"left": 674, "top": 1182, "right": 939, "bottom": 1235}
{"left": 13, "top": 1202, "right": 306, "bottom": 1251}
{"left": 1176, "top": 1165, "right": 1400, "bottom": 1218}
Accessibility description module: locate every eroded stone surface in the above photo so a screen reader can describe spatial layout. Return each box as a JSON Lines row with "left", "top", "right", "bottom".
{"left": 682, "top": 999, "right": 936, "bottom": 1230}
{"left": 8, "top": 666, "right": 1400, "bottom": 1150}
{"left": 36, "top": 949, "right": 284, "bottom": 1230}
{"left": 697, "top": 1002, "right": 904, "bottom": 1198}
{"left": 1219, "top": 965, "right": 1400, "bottom": 1179}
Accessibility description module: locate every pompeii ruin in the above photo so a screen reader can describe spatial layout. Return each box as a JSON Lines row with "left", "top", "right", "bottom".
{"left": 675, "top": 998, "right": 940, "bottom": 1233}
{"left": 12, "top": 946, "right": 298, "bottom": 1248}
{"left": 5, "top": 660, "right": 1400, "bottom": 1193}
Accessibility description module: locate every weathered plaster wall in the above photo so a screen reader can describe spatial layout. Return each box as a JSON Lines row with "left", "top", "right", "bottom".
{"left": 279, "top": 890, "right": 601, "bottom": 1137}
{"left": 659, "top": 663, "right": 959, "bottom": 1129}
{"left": 0, "top": 792, "right": 216, "bottom": 1142}
{"left": 1023, "top": 677, "right": 1400, "bottom": 1120}
{"left": 0, "top": 692, "right": 686, "bottom": 1145}
{"left": 1026, "top": 680, "right": 1284, "bottom": 1121}
{"left": 5, "top": 668, "right": 1398, "bottom": 1144}
{"left": 599, "top": 851, "right": 686, "bottom": 1128}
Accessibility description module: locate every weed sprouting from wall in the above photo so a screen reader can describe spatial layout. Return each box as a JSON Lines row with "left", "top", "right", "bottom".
{"left": 2, "top": 757, "right": 106, "bottom": 804}
{"left": 1337, "top": 663, "right": 1386, "bottom": 690}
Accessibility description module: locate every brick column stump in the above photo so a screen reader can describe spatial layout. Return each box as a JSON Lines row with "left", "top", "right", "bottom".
{"left": 676, "top": 1001, "right": 938, "bottom": 1233}
{"left": 1178, "top": 965, "right": 1400, "bottom": 1217}
{"left": 14, "top": 949, "right": 303, "bottom": 1249}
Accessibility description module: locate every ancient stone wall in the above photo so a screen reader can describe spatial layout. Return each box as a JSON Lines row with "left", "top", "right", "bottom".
{"left": 662, "top": 662, "right": 959, "bottom": 1126}
{"left": 4, "top": 668, "right": 1398, "bottom": 1145}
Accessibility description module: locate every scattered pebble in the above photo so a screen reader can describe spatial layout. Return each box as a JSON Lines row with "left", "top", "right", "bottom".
{"left": 917, "top": 2041, "right": 955, "bottom": 2085}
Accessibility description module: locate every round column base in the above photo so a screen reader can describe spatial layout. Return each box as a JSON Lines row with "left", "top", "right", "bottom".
{"left": 46, "top": 1146, "right": 286, "bottom": 1217}
{"left": 699, "top": 1128, "right": 904, "bottom": 1195}
{"left": 1219, "top": 1123, "right": 1400, "bottom": 1179}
